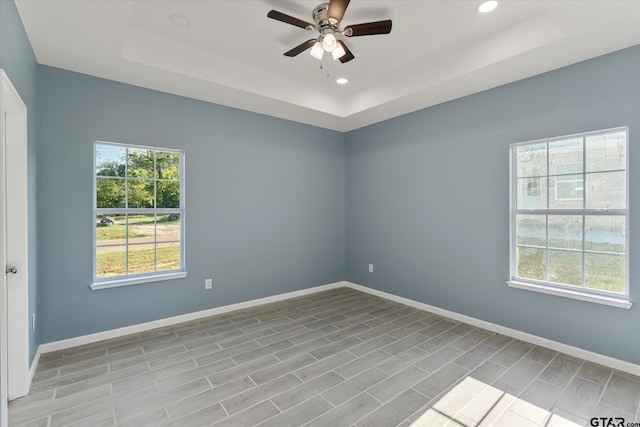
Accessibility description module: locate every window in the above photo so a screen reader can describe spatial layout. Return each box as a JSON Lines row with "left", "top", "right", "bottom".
{"left": 92, "top": 141, "right": 185, "bottom": 289}
{"left": 526, "top": 178, "right": 539, "bottom": 197}
{"left": 509, "top": 128, "right": 629, "bottom": 308}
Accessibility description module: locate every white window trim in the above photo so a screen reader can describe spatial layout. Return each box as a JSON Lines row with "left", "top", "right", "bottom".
{"left": 91, "top": 140, "right": 186, "bottom": 289}
{"left": 509, "top": 127, "right": 631, "bottom": 308}
{"left": 506, "top": 281, "right": 631, "bottom": 309}
{"left": 91, "top": 272, "right": 188, "bottom": 290}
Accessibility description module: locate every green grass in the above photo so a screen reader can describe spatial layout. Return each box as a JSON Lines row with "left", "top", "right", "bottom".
{"left": 517, "top": 247, "right": 624, "bottom": 293}
{"left": 96, "top": 225, "right": 145, "bottom": 240}
{"left": 96, "top": 214, "right": 180, "bottom": 240}
{"left": 96, "top": 244, "right": 180, "bottom": 278}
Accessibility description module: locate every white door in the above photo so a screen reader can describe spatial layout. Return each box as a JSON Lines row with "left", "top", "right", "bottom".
{"left": 0, "top": 69, "right": 30, "bottom": 426}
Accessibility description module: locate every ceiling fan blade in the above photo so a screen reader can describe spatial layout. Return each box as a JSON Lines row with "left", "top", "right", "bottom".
{"left": 344, "top": 20, "right": 392, "bottom": 37}
{"left": 337, "top": 40, "right": 355, "bottom": 63}
{"left": 267, "top": 10, "right": 315, "bottom": 30}
{"left": 284, "top": 39, "right": 317, "bottom": 57}
{"left": 327, "top": 0, "right": 350, "bottom": 24}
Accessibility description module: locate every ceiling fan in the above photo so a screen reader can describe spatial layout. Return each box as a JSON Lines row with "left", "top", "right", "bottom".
{"left": 267, "top": 0, "right": 392, "bottom": 64}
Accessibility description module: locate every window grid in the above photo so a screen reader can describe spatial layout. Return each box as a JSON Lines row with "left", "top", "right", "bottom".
{"left": 94, "top": 141, "right": 184, "bottom": 282}
{"left": 510, "top": 127, "right": 628, "bottom": 298}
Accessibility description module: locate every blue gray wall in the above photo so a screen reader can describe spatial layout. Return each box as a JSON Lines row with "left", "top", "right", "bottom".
{"left": 37, "top": 66, "right": 345, "bottom": 343}
{"left": 8, "top": 0, "right": 640, "bottom": 369}
{"left": 0, "top": 0, "right": 39, "bottom": 365}
{"left": 346, "top": 45, "right": 640, "bottom": 365}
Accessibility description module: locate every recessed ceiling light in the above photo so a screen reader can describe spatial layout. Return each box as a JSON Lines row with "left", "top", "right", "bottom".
{"left": 169, "top": 14, "right": 191, "bottom": 28}
{"left": 478, "top": 1, "right": 498, "bottom": 13}
{"left": 336, "top": 78, "right": 348, "bottom": 85}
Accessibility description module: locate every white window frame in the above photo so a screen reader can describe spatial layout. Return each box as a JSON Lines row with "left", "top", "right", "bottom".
{"left": 508, "top": 127, "right": 631, "bottom": 309}
{"left": 91, "top": 141, "right": 187, "bottom": 290}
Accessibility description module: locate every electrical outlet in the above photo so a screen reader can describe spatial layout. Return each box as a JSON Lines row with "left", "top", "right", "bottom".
{"left": 32, "top": 314, "right": 35, "bottom": 331}
{"left": 368, "top": 264, "right": 374, "bottom": 273}
{"left": 205, "top": 278, "right": 212, "bottom": 290}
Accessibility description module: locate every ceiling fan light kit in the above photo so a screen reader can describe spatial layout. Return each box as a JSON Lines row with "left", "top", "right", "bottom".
{"left": 310, "top": 41, "right": 325, "bottom": 60}
{"left": 267, "top": 0, "right": 392, "bottom": 64}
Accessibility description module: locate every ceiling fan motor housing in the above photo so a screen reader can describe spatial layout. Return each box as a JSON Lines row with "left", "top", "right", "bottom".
{"left": 313, "top": 3, "right": 340, "bottom": 36}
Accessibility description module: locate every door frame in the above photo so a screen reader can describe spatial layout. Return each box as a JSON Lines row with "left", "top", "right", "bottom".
{"left": 0, "top": 68, "right": 30, "bottom": 423}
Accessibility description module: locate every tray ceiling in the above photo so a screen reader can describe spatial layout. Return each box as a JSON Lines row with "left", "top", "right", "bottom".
{"left": 15, "top": 0, "right": 640, "bottom": 131}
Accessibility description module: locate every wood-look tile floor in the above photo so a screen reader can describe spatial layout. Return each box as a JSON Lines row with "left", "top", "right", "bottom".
{"left": 8, "top": 288, "right": 640, "bottom": 427}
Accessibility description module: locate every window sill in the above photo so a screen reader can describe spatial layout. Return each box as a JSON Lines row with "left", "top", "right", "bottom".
{"left": 91, "top": 272, "right": 188, "bottom": 290}
{"left": 506, "top": 280, "right": 632, "bottom": 309}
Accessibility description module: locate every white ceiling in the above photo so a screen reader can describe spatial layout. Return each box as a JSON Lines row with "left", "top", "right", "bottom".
{"left": 15, "top": 0, "right": 640, "bottom": 132}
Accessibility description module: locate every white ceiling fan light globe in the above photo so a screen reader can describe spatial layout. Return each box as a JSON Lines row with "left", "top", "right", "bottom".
{"left": 310, "top": 41, "right": 324, "bottom": 60}
{"left": 332, "top": 43, "right": 346, "bottom": 60}
{"left": 322, "top": 32, "right": 337, "bottom": 52}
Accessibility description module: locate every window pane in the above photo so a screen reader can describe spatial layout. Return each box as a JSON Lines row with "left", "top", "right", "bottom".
{"left": 157, "top": 181, "right": 180, "bottom": 208}
{"left": 586, "top": 132, "right": 625, "bottom": 173}
{"left": 517, "top": 177, "right": 547, "bottom": 209}
{"left": 128, "top": 148, "right": 155, "bottom": 179}
{"left": 549, "top": 215, "right": 582, "bottom": 250}
{"left": 96, "top": 245, "right": 126, "bottom": 278}
{"left": 127, "top": 214, "right": 155, "bottom": 245}
{"left": 548, "top": 250, "right": 582, "bottom": 286}
{"left": 96, "top": 144, "right": 125, "bottom": 177}
{"left": 516, "top": 143, "right": 546, "bottom": 177}
{"left": 128, "top": 244, "right": 156, "bottom": 275}
{"left": 157, "top": 242, "right": 181, "bottom": 272}
{"left": 549, "top": 175, "right": 582, "bottom": 209}
{"left": 586, "top": 171, "right": 625, "bottom": 210}
{"left": 549, "top": 138, "right": 583, "bottom": 175}
{"left": 127, "top": 179, "right": 154, "bottom": 208}
{"left": 586, "top": 253, "right": 624, "bottom": 293}
{"left": 96, "top": 214, "right": 125, "bottom": 246}
{"left": 516, "top": 215, "right": 546, "bottom": 247}
{"left": 516, "top": 247, "right": 546, "bottom": 281}
{"left": 96, "top": 178, "right": 125, "bottom": 208}
{"left": 585, "top": 216, "right": 625, "bottom": 254}
{"left": 156, "top": 152, "right": 181, "bottom": 180}
{"left": 157, "top": 214, "right": 181, "bottom": 243}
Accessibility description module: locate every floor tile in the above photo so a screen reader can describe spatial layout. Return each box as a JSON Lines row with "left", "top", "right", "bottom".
{"left": 413, "top": 363, "right": 469, "bottom": 399}
{"left": 538, "top": 354, "right": 582, "bottom": 388}
{"left": 336, "top": 349, "right": 393, "bottom": 378}
{"left": 165, "top": 376, "right": 254, "bottom": 421}
{"left": 305, "top": 392, "right": 381, "bottom": 427}
{"left": 211, "top": 400, "right": 280, "bottom": 427}
{"left": 554, "top": 377, "right": 605, "bottom": 419}
{"left": 10, "top": 288, "right": 630, "bottom": 427}
{"left": 376, "top": 347, "right": 429, "bottom": 376}
{"left": 489, "top": 341, "right": 532, "bottom": 367}
{"left": 294, "top": 350, "right": 356, "bottom": 381}
{"left": 322, "top": 367, "right": 388, "bottom": 406}
{"left": 357, "top": 389, "right": 431, "bottom": 427}
{"left": 256, "top": 395, "right": 332, "bottom": 427}
{"left": 575, "top": 361, "right": 612, "bottom": 385}
{"left": 271, "top": 371, "right": 345, "bottom": 411}
{"left": 368, "top": 365, "right": 430, "bottom": 403}
{"left": 221, "top": 373, "right": 301, "bottom": 415}
{"left": 599, "top": 373, "right": 640, "bottom": 414}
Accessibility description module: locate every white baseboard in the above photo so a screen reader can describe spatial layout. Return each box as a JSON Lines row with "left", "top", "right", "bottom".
{"left": 344, "top": 282, "right": 640, "bottom": 377}
{"left": 38, "top": 281, "right": 346, "bottom": 354}
{"left": 35, "top": 279, "right": 640, "bottom": 380}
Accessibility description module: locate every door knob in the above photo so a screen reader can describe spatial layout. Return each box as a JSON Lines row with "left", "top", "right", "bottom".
{"left": 5, "top": 266, "right": 17, "bottom": 274}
